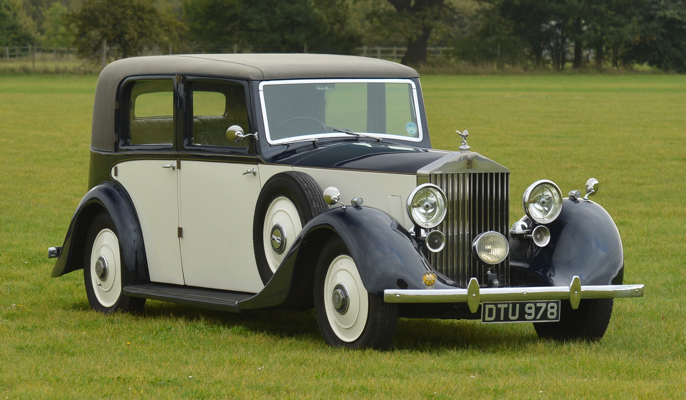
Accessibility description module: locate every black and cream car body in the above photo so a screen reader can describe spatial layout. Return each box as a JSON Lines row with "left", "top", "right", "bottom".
{"left": 49, "top": 54, "right": 644, "bottom": 349}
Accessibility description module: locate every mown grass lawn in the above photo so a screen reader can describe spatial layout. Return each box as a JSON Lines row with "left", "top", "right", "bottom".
{"left": 1, "top": 73, "right": 684, "bottom": 399}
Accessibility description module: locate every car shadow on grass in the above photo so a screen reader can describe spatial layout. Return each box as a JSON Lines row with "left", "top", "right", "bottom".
{"left": 140, "top": 300, "right": 323, "bottom": 343}
{"left": 124, "top": 300, "right": 541, "bottom": 352}
{"left": 392, "top": 318, "right": 541, "bottom": 352}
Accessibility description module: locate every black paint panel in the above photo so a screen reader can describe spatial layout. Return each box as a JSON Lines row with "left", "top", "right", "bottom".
{"left": 277, "top": 141, "right": 448, "bottom": 174}
{"left": 240, "top": 206, "right": 458, "bottom": 311}
{"left": 51, "top": 182, "right": 149, "bottom": 288}
{"left": 509, "top": 199, "right": 624, "bottom": 287}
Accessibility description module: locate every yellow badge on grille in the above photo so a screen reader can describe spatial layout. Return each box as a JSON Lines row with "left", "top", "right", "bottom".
{"left": 422, "top": 272, "right": 437, "bottom": 288}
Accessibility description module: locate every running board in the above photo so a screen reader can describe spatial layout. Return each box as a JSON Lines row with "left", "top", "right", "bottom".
{"left": 123, "top": 283, "right": 255, "bottom": 312}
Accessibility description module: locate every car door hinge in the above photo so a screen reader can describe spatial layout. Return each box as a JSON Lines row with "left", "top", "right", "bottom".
{"left": 176, "top": 159, "right": 181, "bottom": 170}
{"left": 178, "top": 227, "right": 183, "bottom": 238}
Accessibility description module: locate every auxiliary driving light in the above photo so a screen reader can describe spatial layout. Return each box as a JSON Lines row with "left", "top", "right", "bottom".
{"left": 472, "top": 231, "right": 509, "bottom": 265}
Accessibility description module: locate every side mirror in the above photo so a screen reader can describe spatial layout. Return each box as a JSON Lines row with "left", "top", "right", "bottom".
{"left": 585, "top": 178, "right": 599, "bottom": 199}
{"left": 227, "top": 125, "right": 247, "bottom": 143}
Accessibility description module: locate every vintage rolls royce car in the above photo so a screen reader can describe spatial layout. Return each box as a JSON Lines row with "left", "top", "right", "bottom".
{"left": 49, "top": 54, "right": 644, "bottom": 349}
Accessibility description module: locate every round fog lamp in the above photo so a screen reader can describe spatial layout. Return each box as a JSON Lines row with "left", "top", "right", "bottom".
{"left": 522, "top": 180, "right": 563, "bottom": 224}
{"left": 473, "top": 232, "right": 509, "bottom": 265}
{"left": 407, "top": 184, "right": 447, "bottom": 229}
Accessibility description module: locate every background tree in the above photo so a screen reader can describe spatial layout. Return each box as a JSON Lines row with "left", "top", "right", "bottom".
{"left": 67, "top": 0, "right": 184, "bottom": 61}
{"left": 368, "top": 0, "right": 444, "bottom": 65}
{"left": 0, "top": 0, "right": 37, "bottom": 46}
{"left": 623, "top": 0, "right": 686, "bottom": 72}
{"left": 452, "top": 2, "right": 527, "bottom": 68}
{"left": 40, "top": 1, "right": 73, "bottom": 47}
{"left": 184, "top": 0, "right": 359, "bottom": 53}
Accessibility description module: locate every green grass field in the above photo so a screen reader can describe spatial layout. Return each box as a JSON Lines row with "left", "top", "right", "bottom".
{"left": 1, "top": 74, "right": 684, "bottom": 398}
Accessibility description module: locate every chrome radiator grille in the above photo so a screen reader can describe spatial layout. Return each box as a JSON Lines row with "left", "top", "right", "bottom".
{"left": 428, "top": 172, "right": 510, "bottom": 287}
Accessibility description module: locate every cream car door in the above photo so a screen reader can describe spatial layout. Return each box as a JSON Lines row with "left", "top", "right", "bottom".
{"left": 176, "top": 80, "right": 264, "bottom": 293}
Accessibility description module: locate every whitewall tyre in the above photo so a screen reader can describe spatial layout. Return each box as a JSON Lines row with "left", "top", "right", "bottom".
{"left": 83, "top": 212, "right": 145, "bottom": 314}
{"left": 314, "top": 237, "right": 398, "bottom": 350}
{"left": 262, "top": 196, "right": 302, "bottom": 273}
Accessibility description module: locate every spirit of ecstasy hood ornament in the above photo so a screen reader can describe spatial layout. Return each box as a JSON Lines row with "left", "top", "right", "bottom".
{"left": 457, "top": 130, "right": 470, "bottom": 151}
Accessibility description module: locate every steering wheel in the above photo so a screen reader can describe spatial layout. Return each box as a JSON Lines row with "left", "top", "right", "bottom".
{"left": 274, "top": 116, "right": 328, "bottom": 136}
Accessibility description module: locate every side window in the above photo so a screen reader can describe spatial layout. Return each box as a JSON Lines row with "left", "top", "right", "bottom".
{"left": 126, "top": 79, "right": 174, "bottom": 146}
{"left": 190, "top": 81, "right": 251, "bottom": 148}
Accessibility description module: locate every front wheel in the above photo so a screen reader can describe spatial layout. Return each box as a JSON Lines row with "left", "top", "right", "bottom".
{"left": 83, "top": 211, "right": 145, "bottom": 314}
{"left": 534, "top": 298, "right": 613, "bottom": 341}
{"left": 314, "top": 237, "right": 398, "bottom": 349}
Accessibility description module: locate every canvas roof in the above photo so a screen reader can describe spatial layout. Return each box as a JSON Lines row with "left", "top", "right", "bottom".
{"left": 91, "top": 54, "right": 419, "bottom": 151}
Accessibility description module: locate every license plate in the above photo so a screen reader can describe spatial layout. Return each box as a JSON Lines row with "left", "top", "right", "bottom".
{"left": 481, "top": 300, "right": 560, "bottom": 323}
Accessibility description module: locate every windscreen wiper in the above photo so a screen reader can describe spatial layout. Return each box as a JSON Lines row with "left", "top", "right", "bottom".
{"left": 333, "top": 127, "right": 382, "bottom": 142}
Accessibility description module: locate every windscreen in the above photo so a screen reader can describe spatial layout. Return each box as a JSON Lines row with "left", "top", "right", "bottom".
{"left": 260, "top": 80, "right": 422, "bottom": 144}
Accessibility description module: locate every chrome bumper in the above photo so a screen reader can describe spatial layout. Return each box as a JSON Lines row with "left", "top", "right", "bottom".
{"left": 384, "top": 276, "right": 644, "bottom": 313}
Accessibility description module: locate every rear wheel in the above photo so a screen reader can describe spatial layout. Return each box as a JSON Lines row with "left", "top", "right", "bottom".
{"left": 534, "top": 299, "right": 613, "bottom": 341}
{"left": 83, "top": 212, "right": 145, "bottom": 314}
{"left": 314, "top": 237, "right": 398, "bottom": 349}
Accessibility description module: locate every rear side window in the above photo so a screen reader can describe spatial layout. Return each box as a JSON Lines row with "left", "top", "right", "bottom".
{"left": 126, "top": 79, "right": 174, "bottom": 146}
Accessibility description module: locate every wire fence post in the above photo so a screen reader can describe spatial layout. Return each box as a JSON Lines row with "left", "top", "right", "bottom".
{"left": 101, "top": 39, "right": 107, "bottom": 69}
{"left": 31, "top": 45, "right": 35, "bottom": 70}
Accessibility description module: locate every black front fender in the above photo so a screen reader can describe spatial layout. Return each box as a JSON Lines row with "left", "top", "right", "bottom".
{"left": 51, "top": 182, "right": 149, "bottom": 286}
{"left": 509, "top": 199, "right": 624, "bottom": 287}
{"left": 240, "top": 206, "right": 446, "bottom": 310}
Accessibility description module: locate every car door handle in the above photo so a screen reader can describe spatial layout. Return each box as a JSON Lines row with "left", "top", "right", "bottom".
{"left": 162, "top": 162, "right": 176, "bottom": 170}
{"left": 243, "top": 168, "right": 257, "bottom": 176}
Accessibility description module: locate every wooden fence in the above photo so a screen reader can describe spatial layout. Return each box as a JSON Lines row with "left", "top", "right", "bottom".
{"left": 1, "top": 45, "right": 454, "bottom": 70}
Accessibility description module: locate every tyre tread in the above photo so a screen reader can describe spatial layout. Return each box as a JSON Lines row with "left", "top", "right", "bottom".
{"left": 534, "top": 298, "right": 613, "bottom": 342}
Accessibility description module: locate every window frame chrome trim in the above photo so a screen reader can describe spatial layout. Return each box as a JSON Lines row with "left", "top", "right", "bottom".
{"left": 258, "top": 79, "right": 424, "bottom": 145}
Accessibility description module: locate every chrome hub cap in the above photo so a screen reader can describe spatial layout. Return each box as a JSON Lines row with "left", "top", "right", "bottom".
{"left": 270, "top": 223, "right": 287, "bottom": 254}
{"left": 332, "top": 284, "right": 349, "bottom": 314}
{"left": 95, "top": 255, "right": 109, "bottom": 280}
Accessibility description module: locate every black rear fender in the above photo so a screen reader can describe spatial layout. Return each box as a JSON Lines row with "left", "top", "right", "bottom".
{"left": 51, "top": 182, "right": 149, "bottom": 286}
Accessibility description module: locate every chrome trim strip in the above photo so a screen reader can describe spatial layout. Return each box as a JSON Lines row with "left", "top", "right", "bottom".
{"left": 383, "top": 276, "right": 644, "bottom": 312}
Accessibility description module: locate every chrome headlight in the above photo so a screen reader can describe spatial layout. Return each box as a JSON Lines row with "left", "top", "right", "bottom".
{"left": 407, "top": 183, "right": 447, "bottom": 229}
{"left": 473, "top": 231, "right": 509, "bottom": 265}
{"left": 522, "top": 180, "right": 563, "bottom": 224}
